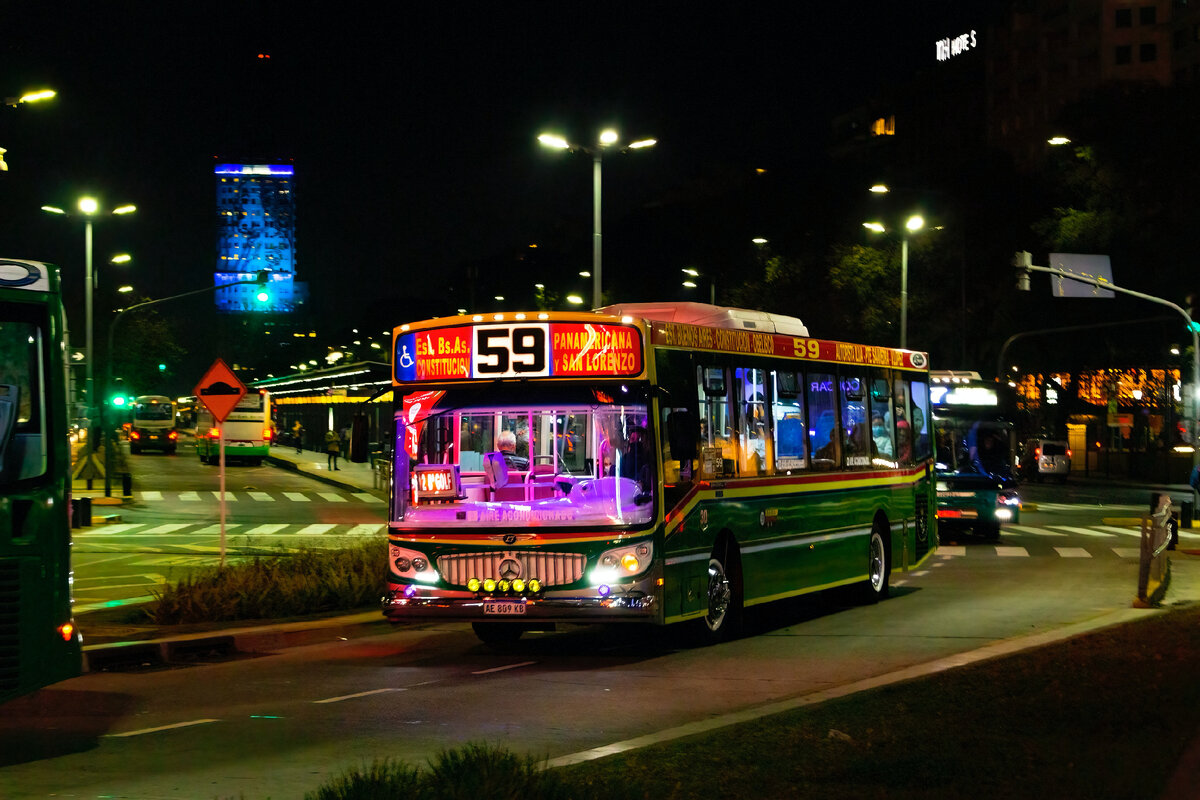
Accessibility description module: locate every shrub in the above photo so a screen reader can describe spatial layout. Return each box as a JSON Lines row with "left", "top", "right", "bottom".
{"left": 149, "top": 541, "right": 386, "bottom": 625}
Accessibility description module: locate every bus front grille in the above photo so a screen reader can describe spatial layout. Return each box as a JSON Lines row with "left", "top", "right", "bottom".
{"left": 437, "top": 552, "right": 587, "bottom": 588}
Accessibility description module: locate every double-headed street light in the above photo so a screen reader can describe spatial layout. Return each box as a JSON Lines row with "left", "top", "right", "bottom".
{"left": 538, "top": 129, "right": 656, "bottom": 308}
{"left": 863, "top": 214, "right": 925, "bottom": 350}
{"left": 682, "top": 267, "right": 715, "bottom": 304}
{"left": 42, "top": 198, "right": 136, "bottom": 417}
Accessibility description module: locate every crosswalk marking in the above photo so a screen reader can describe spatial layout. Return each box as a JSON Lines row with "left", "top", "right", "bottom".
{"left": 1054, "top": 547, "right": 1092, "bottom": 558}
{"left": 352, "top": 492, "right": 385, "bottom": 504}
{"left": 297, "top": 523, "right": 338, "bottom": 535}
{"left": 132, "top": 490, "right": 382, "bottom": 503}
{"left": 1006, "top": 524, "right": 1067, "bottom": 537}
{"left": 1113, "top": 548, "right": 1140, "bottom": 559}
{"left": 212, "top": 491, "right": 238, "bottom": 501}
{"left": 1048, "top": 525, "right": 1117, "bottom": 538}
{"left": 142, "top": 523, "right": 192, "bottom": 534}
{"left": 140, "top": 490, "right": 163, "bottom": 501}
{"left": 244, "top": 523, "right": 289, "bottom": 535}
{"left": 179, "top": 491, "right": 202, "bottom": 502}
{"left": 283, "top": 492, "right": 310, "bottom": 502}
{"left": 193, "top": 524, "right": 243, "bottom": 534}
{"left": 995, "top": 546, "right": 1028, "bottom": 557}
{"left": 347, "top": 523, "right": 384, "bottom": 536}
{"left": 318, "top": 492, "right": 347, "bottom": 503}
{"left": 248, "top": 492, "right": 275, "bottom": 502}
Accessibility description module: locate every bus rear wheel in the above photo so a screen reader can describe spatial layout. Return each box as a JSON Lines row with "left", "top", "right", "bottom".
{"left": 472, "top": 622, "right": 524, "bottom": 646}
{"left": 702, "top": 541, "right": 743, "bottom": 644}
{"left": 860, "top": 526, "right": 890, "bottom": 603}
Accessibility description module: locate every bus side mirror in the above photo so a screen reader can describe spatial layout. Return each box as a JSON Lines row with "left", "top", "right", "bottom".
{"left": 667, "top": 409, "right": 698, "bottom": 462}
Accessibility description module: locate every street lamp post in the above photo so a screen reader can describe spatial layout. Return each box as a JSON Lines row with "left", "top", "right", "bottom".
{"left": 42, "top": 199, "right": 136, "bottom": 420}
{"left": 538, "top": 130, "right": 656, "bottom": 308}
{"left": 863, "top": 215, "right": 924, "bottom": 350}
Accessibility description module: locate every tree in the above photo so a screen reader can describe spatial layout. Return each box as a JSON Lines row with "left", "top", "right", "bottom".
{"left": 105, "top": 301, "right": 186, "bottom": 396}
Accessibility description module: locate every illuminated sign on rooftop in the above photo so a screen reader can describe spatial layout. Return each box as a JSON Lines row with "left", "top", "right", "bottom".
{"left": 214, "top": 164, "right": 294, "bottom": 176}
{"left": 935, "top": 30, "right": 977, "bottom": 62}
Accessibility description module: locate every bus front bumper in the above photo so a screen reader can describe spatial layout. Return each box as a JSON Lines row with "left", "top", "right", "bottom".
{"left": 382, "top": 577, "right": 660, "bottom": 623}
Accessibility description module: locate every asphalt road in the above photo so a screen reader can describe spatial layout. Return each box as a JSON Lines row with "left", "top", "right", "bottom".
{"left": 5, "top": 477, "right": 1197, "bottom": 798}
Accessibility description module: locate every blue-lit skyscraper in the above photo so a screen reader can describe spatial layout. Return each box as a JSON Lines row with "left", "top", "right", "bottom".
{"left": 213, "top": 163, "right": 308, "bottom": 313}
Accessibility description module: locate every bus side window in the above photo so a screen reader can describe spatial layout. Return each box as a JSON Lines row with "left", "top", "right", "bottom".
{"left": 772, "top": 369, "right": 806, "bottom": 472}
{"left": 908, "top": 379, "right": 932, "bottom": 462}
{"left": 697, "top": 364, "right": 734, "bottom": 478}
{"left": 840, "top": 370, "right": 870, "bottom": 468}
{"left": 735, "top": 366, "right": 769, "bottom": 476}
{"left": 869, "top": 371, "right": 894, "bottom": 462}
{"left": 807, "top": 371, "right": 838, "bottom": 470}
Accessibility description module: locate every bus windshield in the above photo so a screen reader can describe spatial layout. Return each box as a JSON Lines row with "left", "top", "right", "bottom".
{"left": 133, "top": 403, "right": 172, "bottom": 421}
{"left": 935, "top": 418, "right": 1015, "bottom": 481}
{"left": 395, "top": 385, "right": 655, "bottom": 529}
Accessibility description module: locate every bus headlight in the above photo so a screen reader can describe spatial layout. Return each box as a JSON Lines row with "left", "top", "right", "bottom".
{"left": 388, "top": 543, "right": 439, "bottom": 583}
{"left": 591, "top": 540, "right": 654, "bottom": 583}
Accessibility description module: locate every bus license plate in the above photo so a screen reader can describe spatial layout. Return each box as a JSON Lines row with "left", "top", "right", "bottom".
{"left": 483, "top": 601, "right": 526, "bottom": 616}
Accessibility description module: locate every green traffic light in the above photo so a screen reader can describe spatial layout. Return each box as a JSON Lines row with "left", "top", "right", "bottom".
{"left": 256, "top": 290, "right": 270, "bottom": 303}
{"left": 112, "top": 396, "right": 126, "bottom": 407}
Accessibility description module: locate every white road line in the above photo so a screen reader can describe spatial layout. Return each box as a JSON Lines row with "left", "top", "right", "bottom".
{"left": 244, "top": 523, "right": 289, "bottom": 535}
{"left": 78, "top": 523, "right": 147, "bottom": 535}
{"left": 1049, "top": 526, "right": 1117, "bottom": 538}
{"left": 472, "top": 661, "right": 537, "bottom": 675}
{"left": 1054, "top": 547, "right": 1092, "bottom": 558}
{"left": 938, "top": 546, "right": 965, "bottom": 557}
{"left": 1094, "top": 525, "right": 1144, "bottom": 537}
{"left": 1005, "top": 524, "right": 1068, "bottom": 537}
{"left": 140, "top": 490, "right": 163, "bottom": 501}
{"left": 297, "top": 523, "right": 339, "bottom": 535}
{"left": 318, "top": 492, "right": 347, "bottom": 503}
{"left": 247, "top": 492, "right": 275, "bottom": 501}
{"left": 211, "top": 491, "right": 238, "bottom": 501}
{"left": 192, "top": 524, "right": 243, "bottom": 535}
{"left": 994, "top": 546, "right": 1028, "bottom": 557}
{"left": 106, "top": 719, "right": 220, "bottom": 738}
{"left": 142, "top": 523, "right": 192, "bottom": 534}
{"left": 313, "top": 688, "right": 406, "bottom": 704}
{"left": 352, "top": 492, "right": 384, "bottom": 504}
{"left": 1113, "top": 547, "right": 1141, "bottom": 558}
{"left": 283, "top": 492, "right": 310, "bottom": 502}
{"left": 346, "top": 524, "right": 384, "bottom": 536}
{"left": 178, "top": 491, "right": 202, "bottom": 502}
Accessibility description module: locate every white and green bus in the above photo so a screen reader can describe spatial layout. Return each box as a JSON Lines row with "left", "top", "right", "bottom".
{"left": 195, "top": 389, "right": 272, "bottom": 465}
{"left": 382, "top": 303, "right": 938, "bottom": 644}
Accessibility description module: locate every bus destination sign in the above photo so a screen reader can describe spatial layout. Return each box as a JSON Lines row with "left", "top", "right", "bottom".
{"left": 653, "top": 321, "right": 928, "bottom": 370}
{"left": 394, "top": 322, "right": 644, "bottom": 383}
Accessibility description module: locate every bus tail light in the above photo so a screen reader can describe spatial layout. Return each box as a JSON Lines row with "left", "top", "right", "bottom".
{"left": 168, "top": 430, "right": 179, "bottom": 441}
{"left": 263, "top": 427, "right": 273, "bottom": 441}
{"left": 57, "top": 620, "right": 76, "bottom": 642}
{"left": 208, "top": 427, "right": 220, "bottom": 439}
{"left": 129, "top": 430, "right": 141, "bottom": 441}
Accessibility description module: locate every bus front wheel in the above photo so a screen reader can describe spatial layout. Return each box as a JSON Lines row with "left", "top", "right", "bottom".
{"left": 702, "top": 540, "right": 743, "bottom": 644}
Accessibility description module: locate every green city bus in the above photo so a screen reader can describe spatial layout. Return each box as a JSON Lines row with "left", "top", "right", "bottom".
{"left": 0, "top": 258, "right": 81, "bottom": 703}
{"left": 382, "top": 303, "right": 938, "bottom": 644}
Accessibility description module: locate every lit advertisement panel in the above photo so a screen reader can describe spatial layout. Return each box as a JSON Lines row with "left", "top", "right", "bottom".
{"left": 394, "top": 322, "right": 644, "bottom": 384}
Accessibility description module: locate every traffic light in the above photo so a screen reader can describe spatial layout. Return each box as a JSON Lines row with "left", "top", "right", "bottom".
{"left": 110, "top": 378, "right": 126, "bottom": 407}
{"left": 157, "top": 363, "right": 167, "bottom": 372}
{"left": 254, "top": 270, "right": 271, "bottom": 304}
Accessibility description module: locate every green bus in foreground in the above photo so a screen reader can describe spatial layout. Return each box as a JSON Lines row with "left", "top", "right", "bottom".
{"left": 382, "top": 302, "right": 938, "bottom": 645}
{"left": 0, "top": 258, "right": 81, "bottom": 704}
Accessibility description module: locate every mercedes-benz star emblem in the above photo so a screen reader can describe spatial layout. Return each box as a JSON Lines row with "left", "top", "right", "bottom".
{"left": 498, "top": 559, "right": 521, "bottom": 580}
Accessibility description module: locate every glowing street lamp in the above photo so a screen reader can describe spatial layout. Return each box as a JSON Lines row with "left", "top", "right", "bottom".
{"left": 538, "top": 129, "right": 657, "bottom": 308}
{"left": 863, "top": 214, "right": 925, "bottom": 350}
{"left": 42, "top": 198, "right": 137, "bottom": 415}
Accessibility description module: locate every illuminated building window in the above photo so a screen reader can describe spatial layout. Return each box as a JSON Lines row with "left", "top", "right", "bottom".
{"left": 870, "top": 116, "right": 895, "bottom": 136}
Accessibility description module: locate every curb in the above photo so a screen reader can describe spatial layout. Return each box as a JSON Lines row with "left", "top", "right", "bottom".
{"left": 263, "top": 452, "right": 382, "bottom": 496}
{"left": 82, "top": 611, "right": 387, "bottom": 672}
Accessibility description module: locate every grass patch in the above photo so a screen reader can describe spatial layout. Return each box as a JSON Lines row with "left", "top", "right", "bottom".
{"left": 307, "top": 743, "right": 587, "bottom": 800}
{"left": 148, "top": 542, "right": 385, "bottom": 625}
{"left": 555, "top": 604, "right": 1200, "bottom": 799}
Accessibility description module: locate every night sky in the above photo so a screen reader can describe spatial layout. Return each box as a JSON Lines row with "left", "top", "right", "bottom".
{"left": 1, "top": 3, "right": 980, "bottom": 351}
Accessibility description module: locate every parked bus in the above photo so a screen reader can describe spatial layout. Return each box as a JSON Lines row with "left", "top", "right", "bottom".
{"left": 930, "top": 370, "right": 1020, "bottom": 540}
{"left": 381, "top": 303, "right": 937, "bottom": 645}
{"left": 129, "top": 395, "right": 178, "bottom": 454}
{"left": 0, "top": 258, "right": 81, "bottom": 702}
{"left": 195, "top": 388, "right": 272, "bottom": 465}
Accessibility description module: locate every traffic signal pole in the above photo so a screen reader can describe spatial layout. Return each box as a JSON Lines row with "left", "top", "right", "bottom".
{"left": 101, "top": 274, "right": 269, "bottom": 496}
{"left": 1013, "top": 252, "right": 1200, "bottom": 499}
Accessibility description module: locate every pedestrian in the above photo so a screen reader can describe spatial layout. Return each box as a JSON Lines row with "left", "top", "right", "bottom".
{"left": 293, "top": 420, "right": 304, "bottom": 454}
{"left": 324, "top": 427, "right": 341, "bottom": 470}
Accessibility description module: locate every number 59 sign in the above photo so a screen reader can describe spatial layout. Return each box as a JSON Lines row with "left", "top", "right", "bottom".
{"left": 474, "top": 324, "right": 549, "bottom": 377}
